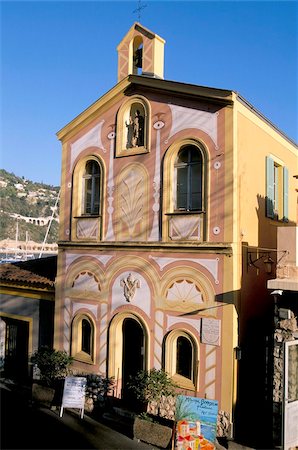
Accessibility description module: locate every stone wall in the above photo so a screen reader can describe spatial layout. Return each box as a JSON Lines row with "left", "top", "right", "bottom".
{"left": 272, "top": 306, "right": 297, "bottom": 446}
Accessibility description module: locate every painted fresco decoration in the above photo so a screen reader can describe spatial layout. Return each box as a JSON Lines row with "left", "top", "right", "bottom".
{"left": 166, "top": 279, "right": 203, "bottom": 306}
{"left": 149, "top": 256, "right": 219, "bottom": 284}
{"left": 167, "top": 105, "right": 218, "bottom": 149}
{"left": 70, "top": 121, "right": 106, "bottom": 170}
{"left": 167, "top": 315, "right": 201, "bottom": 333}
{"left": 71, "top": 271, "right": 101, "bottom": 298}
{"left": 72, "top": 302, "right": 98, "bottom": 318}
{"left": 106, "top": 130, "right": 116, "bottom": 241}
{"left": 117, "top": 165, "right": 149, "bottom": 240}
{"left": 65, "top": 253, "right": 114, "bottom": 271}
{"left": 175, "top": 395, "right": 218, "bottom": 450}
{"left": 148, "top": 119, "right": 164, "bottom": 241}
{"left": 76, "top": 217, "right": 99, "bottom": 240}
{"left": 169, "top": 214, "right": 202, "bottom": 241}
{"left": 120, "top": 273, "right": 140, "bottom": 302}
{"left": 120, "top": 169, "right": 144, "bottom": 236}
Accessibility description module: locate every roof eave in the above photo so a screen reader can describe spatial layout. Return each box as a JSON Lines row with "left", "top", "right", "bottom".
{"left": 56, "top": 75, "right": 234, "bottom": 142}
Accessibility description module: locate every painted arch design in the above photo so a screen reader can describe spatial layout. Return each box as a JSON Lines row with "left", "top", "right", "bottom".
{"left": 64, "top": 257, "right": 105, "bottom": 299}
{"left": 160, "top": 267, "right": 216, "bottom": 315}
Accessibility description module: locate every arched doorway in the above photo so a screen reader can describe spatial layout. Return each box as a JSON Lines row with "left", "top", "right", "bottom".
{"left": 108, "top": 312, "right": 148, "bottom": 402}
{"left": 122, "top": 318, "right": 144, "bottom": 400}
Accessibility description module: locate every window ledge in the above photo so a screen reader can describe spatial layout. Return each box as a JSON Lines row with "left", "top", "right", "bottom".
{"left": 73, "top": 351, "right": 94, "bottom": 365}
{"left": 74, "top": 215, "right": 101, "bottom": 219}
{"left": 172, "top": 373, "right": 196, "bottom": 391}
{"left": 166, "top": 211, "right": 205, "bottom": 216}
{"left": 116, "top": 146, "right": 149, "bottom": 157}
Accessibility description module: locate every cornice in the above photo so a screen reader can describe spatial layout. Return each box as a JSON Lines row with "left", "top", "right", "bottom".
{"left": 58, "top": 240, "right": 233, "bottom": 255}
{"left": 56, "top": 76, "right": 234, "bottom": 143}
{"left": 127, "top": 75, "right": 234, "bottom": 105}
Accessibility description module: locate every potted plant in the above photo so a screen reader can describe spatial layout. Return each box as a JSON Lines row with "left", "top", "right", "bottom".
{"left": 81, "top": 373, "right": 115, "bottom": 415}
{"left": 128, "top": 368, "right": 178, "bottom": 448}
{"left": 31, "top": 346, "right": 73, "bottom": 407}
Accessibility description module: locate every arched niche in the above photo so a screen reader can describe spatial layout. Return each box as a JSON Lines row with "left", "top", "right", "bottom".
{"left": 116, "top": 96, "right": 151, "bottom": 157}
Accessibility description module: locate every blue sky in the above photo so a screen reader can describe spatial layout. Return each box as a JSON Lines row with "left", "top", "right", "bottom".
{"left": 1, "top": 1, "right": 297, "bottom": 186}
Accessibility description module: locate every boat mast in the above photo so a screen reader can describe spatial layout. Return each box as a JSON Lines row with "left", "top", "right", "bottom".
{"left": 39, "top": 190, "right": 60, "bottom": 259}
{"left": 15, "top": 215, "right": 20, "bottom": 257}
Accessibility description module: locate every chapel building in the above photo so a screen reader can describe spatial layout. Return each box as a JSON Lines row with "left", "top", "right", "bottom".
{"left": 54, "top": 23, "right": 297, "bottom": 446}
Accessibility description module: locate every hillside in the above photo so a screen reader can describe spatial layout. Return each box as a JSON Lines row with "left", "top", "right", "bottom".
{"left": 0, "top": 169, "right": 59, "bottom": 244}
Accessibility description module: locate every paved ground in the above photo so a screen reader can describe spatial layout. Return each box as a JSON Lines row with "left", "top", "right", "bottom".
{"left": 0, "top": 380, "right": 256, "bottom": 450}
{"left": 0, "top": 384, "right": 159, "bottom": 450}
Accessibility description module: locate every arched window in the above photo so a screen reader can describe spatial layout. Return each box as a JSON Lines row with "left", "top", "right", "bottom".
{"left": 81, "top": 319, "right": 92, "bottom": 354}
{"left": 174, "top": 145, "right": 203, "bottom": 211}
{"left": 176, "top": 335, "right": 193, "bottom": 379}
{"left": 71, "top": 314, "right": 95, "bottom": 364}
{"left": 164, "top": 330, "right": 198, "bottom": 391}
{"left": 162, "top": 139, "right": 207, "bottom": 242}
{"left": 71, "top": 156, "right": 103, "bottom": 241}
{"left": 83, "top": 160, "right": 100, "bottom": 215}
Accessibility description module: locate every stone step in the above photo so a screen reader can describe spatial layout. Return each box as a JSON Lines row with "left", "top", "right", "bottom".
{"left": 101, "top": 408, "right": 136, "bottom": 438}
{"left": 113, "top": 406, "right": 137, "bottom": 420}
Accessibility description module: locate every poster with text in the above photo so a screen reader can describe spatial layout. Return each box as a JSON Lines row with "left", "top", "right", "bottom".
{"left": 175, "top": 395, "right": 218, "bottom": 450}
{"left": 61, "top": 377, "right": 86, "bottom": 409}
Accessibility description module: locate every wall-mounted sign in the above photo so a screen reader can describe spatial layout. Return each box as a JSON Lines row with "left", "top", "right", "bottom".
{"left": 60, "top": 377, "right": 86, "bottom": 419}
{"left": 201, "top": 318, "right": 221, "bottom": 346}
{"left": 175, "top": 395, "right": 218, "bottom": 450}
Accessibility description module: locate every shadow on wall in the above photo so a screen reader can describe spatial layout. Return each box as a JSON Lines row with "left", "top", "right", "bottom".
{"left": 235, "top": 194, "right": 295, "bottom": 448}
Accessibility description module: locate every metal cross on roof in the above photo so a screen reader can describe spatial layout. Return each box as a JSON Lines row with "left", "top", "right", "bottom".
{"left": 133, "top": 0, "right": 147, "bottom": 22}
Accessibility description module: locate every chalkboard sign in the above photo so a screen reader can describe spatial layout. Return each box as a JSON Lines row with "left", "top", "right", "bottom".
{"left": 60, "top": 377, "right": 86, "bottom": 419}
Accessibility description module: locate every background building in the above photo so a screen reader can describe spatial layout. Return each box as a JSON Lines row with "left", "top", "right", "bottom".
{"left": 0, "top": 257, "right": 56, "bottom": 380}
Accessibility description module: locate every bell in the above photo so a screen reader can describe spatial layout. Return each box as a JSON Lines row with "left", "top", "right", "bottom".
{"left": 134, "top": 48, "right": 143, "bottom": 68}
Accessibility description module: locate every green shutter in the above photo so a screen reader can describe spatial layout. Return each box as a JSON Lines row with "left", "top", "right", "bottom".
{"left": 266, "top": 156, "right": 274, "bottom": 218}
{"left": 283, "top": 166, "right": 289, "bottom": 222}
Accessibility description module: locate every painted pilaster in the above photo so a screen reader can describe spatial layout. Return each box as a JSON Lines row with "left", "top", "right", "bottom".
{"left": 105, "top": 131, "right": 116, "bottom": 241}
{"left": 149, "top": 120, "right": 164, "bottom": 241}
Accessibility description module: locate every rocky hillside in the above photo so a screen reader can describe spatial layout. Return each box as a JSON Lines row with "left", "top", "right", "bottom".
{"left": 0, "top": 169, "right": 59, "bottom": 243}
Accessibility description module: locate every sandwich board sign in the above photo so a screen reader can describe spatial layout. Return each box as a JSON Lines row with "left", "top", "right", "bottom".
{"left": 60, "top": 377, "right": 86, "bottom": 419}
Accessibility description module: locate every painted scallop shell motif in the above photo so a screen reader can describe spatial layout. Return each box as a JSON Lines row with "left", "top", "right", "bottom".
{"left": 72, "top": 271, "right": 101, "bottom": 293}
{"left": 166, "top": 279, "right": 203, "bottom": 304}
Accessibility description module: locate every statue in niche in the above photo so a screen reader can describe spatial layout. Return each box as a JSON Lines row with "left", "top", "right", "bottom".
{"left": 120, "top": 273, "right": 140, "bottom": 302}
{"left": 126, "top": 109, "right": 144, "bottom": 148}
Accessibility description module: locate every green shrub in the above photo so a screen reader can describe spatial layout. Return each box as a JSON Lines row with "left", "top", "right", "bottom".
{"left": 31, "top": 346, "right": 73, "bottom": 386}
{"left": 127, "top": 368, "right": 178, "bottom": 416}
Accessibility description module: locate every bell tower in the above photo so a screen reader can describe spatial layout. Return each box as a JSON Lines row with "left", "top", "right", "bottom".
{"left": 117, "top": 23, "right": 165, "bottom": 82}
